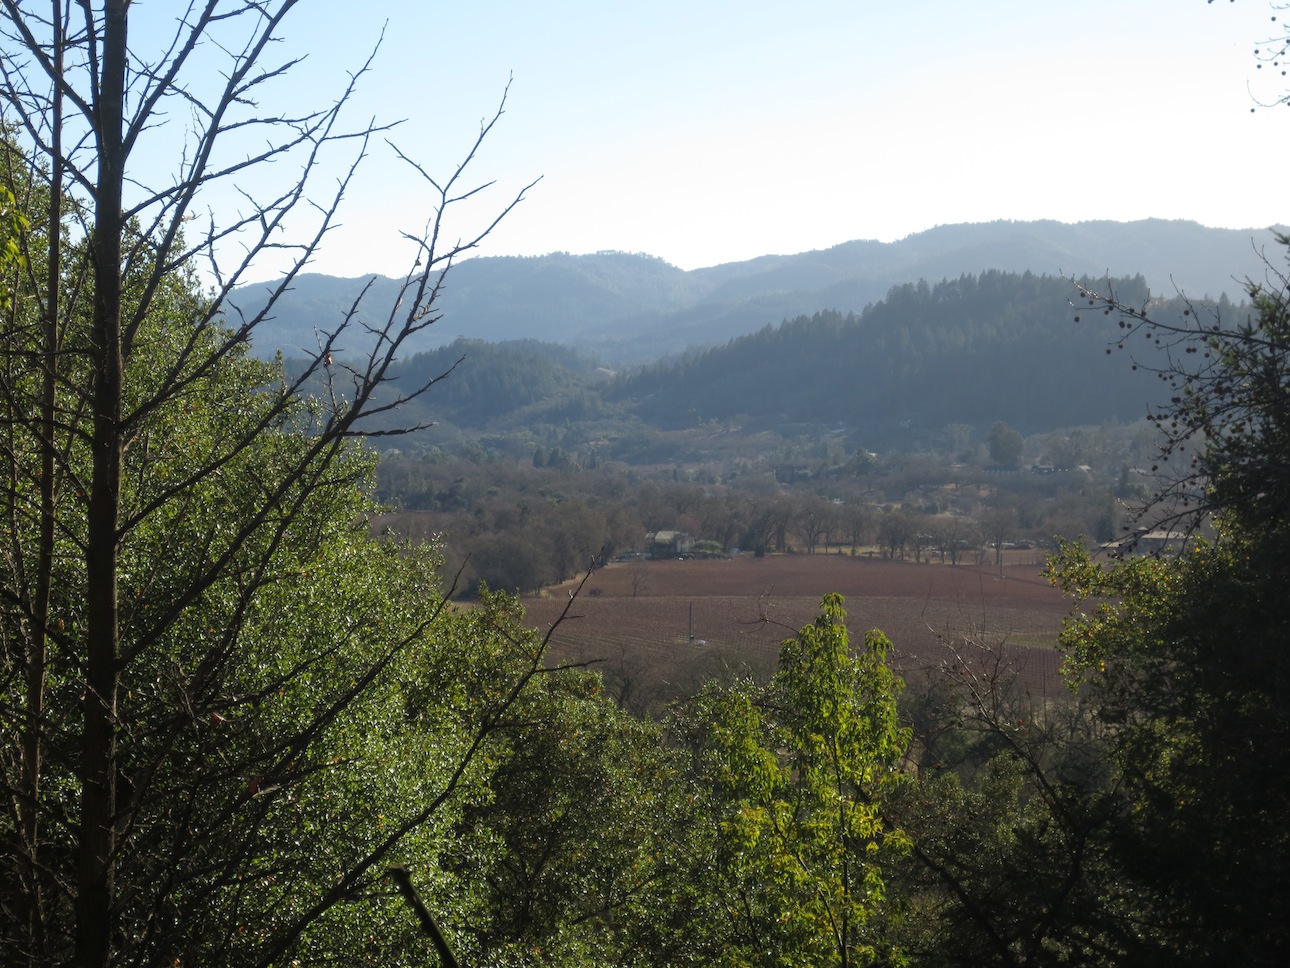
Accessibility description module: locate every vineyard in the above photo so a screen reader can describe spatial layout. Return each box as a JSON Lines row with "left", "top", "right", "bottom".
{"left": 522, "top": 555, "right": 1072, "bottom": 710}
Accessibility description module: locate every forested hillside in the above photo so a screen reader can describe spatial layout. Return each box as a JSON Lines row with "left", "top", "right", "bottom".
{"left": 365, "top": 270, "right": 1220, "bottom": 447}
{"left": 612, "top": 271, "right": 1199, "bottom": 439}
{"left": 234, "top": 218, "right": 1278, "bottom": 364}
{"left": 361, "top": 337, "right": 604, "bottom": 430}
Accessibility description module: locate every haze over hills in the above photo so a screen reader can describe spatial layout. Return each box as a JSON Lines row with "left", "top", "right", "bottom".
{"left": 231, "top": 219, "right": 1284, "bottom": 365}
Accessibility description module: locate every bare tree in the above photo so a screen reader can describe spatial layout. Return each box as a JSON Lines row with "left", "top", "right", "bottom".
{"left": 795, "top": 496, "right": 836, "bottom": 555}
{"left": 980, "top": 507, "right": 1018, "bottom": 571}
{"left": 844, "top": 503, "right": 876, "bottom": 556}
{"left": 769, "top": 497, "right": 795, "bottom": 553}
{"left": 877, "top": 508, "right": 914, "bottom": 561}
{"left": 932, "top": 514, "right": 974, "bottom": 566}
{"left": 741, "top": 498, "right": 778, "bottom": 556}
{"left": 0, "top": 4, "right": 534, "bottom": 966}
{"left": 1075, "top": 263, "right": 1290, "bottom": 541}
{"left": 627, "top": 555, "right": 651, "bottom": 598}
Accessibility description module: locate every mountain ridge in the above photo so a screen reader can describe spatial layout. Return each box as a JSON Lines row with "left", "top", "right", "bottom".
{"left": 230, "top": 218, "right": 1284, "bottom": 364}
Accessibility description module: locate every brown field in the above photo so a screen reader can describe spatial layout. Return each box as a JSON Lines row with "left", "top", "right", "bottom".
{"left": 521, "top": 554, "right": 1076, "bottom": 709}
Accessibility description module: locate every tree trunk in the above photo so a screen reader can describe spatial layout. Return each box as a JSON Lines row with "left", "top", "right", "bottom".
{"left": 76, "top": 5, "right": 128, "bottom": 966}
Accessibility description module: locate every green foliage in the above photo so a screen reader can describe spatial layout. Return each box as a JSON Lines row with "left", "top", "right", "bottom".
{"left": 1044, "top": 240, "right": 1290, "bottom": 965}
{"left": 0, "top": 178, "right": 26, "bottom": 308}
{"left": 445, "top": 665, "right": 689, "bottom": 966}
{"left": 890, "top": 660, "right": 1141, "bottom": 966}
{"left": 1051, "top": 535, "right": 1290, "bottom": 965}
{"left": 0, "top": 209, "right": 565, "bottom": 965}
{"left": 678, "top": 594, "right": 910, "bottom": 967}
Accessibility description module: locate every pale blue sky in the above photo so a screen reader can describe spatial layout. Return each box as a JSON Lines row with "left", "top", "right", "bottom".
{"left": 133, "top": 1, "right": 1290, "bottom": 278}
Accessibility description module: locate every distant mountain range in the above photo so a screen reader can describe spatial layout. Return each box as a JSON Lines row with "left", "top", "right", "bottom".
{"left": 229, "top": 219, "right": 1286, "bottom": 365}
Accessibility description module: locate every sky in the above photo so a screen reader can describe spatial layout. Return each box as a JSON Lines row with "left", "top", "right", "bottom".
{"left": 131, "top": 0, "right": 1290, "bottom": 278}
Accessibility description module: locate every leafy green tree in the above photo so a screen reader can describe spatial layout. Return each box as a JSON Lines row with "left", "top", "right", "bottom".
{"left": 0, "top": 5, "right": 532, "bottom": 966}
{"left": 0, "top": 247, "right": 566, "bottom": 966}
{"left": 1051, "top": 534, "right": 1290, "bottom": 965}
{"left": 445, "top": 661, "right": 692, "bottom": 966}
{"left": 890, "top": 649, "right": 1138, "bottom": 966}
{"left": 678, "top": 594, "right": 910, "bottom": 967}
{"left": 1047, "top": 238, "right": 1290, "bottom": 965}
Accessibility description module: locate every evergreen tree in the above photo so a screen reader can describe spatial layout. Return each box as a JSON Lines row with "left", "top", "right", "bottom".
{"left": 1047, "top": 239, "right": 1290, "bottom": 965}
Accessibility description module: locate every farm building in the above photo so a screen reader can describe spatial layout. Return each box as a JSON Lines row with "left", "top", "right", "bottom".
{"left": 649, "top": 530, "right": 693, "bottom": 559}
